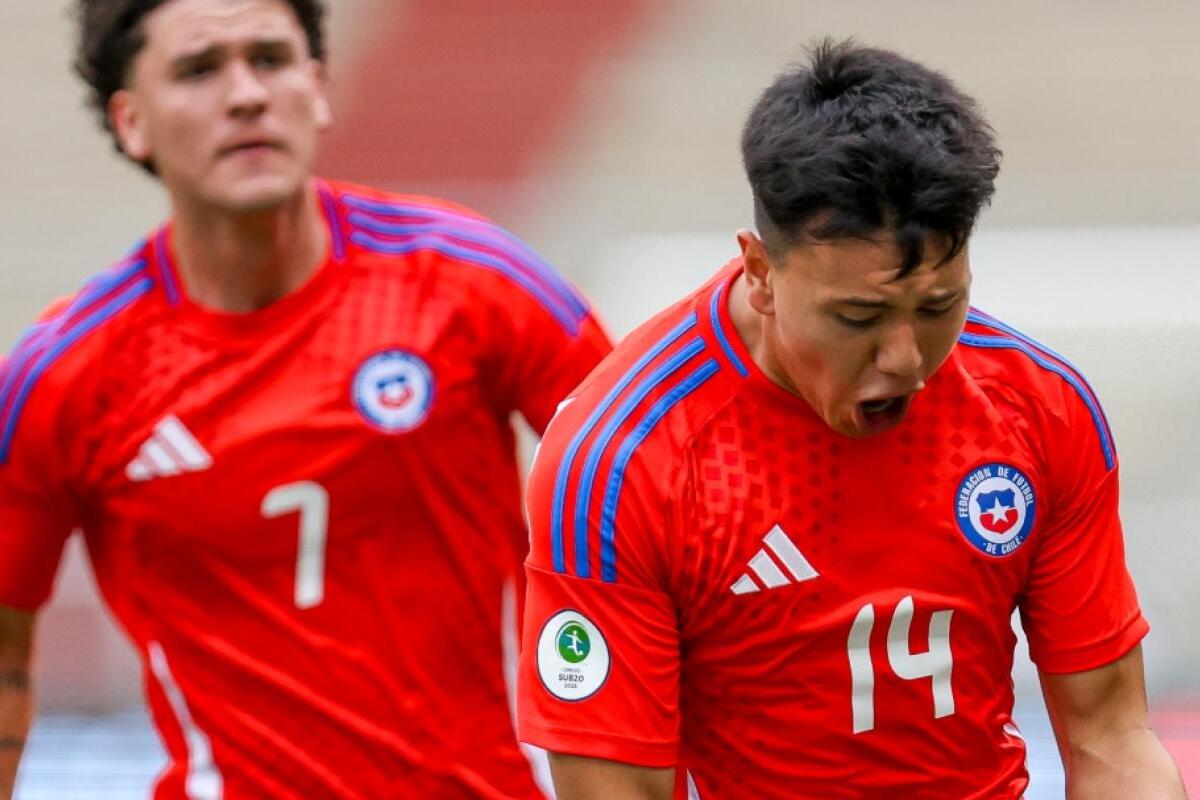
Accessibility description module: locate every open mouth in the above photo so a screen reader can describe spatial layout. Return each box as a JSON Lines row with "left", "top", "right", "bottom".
{"left": 855, "top": 394, "right": 911, "bottom": 434}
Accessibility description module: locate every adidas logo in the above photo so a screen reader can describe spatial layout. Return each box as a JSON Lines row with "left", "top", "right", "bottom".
{"left": 126, "top": 415, "right": 212, "bottom": 482}
{"left": 730, "top": 524, "right": 819, "bottom": 595}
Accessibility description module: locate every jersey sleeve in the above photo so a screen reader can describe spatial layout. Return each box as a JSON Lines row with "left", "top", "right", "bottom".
{"left": 1018, "top": 375, "right": 1148, "bottom": 674}
{"left": 517, "top": 406, "right": 681, "bottom": 767}
{"left": 0, "top": 335, "right": 81, "bottom": 610}
{"left": 476, "top": 238, "right": 612, "bottom": 435}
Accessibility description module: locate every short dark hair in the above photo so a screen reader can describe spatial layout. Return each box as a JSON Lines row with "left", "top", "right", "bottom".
{"left": 741, "top": 39, "right": 1001, "bottom": 273}
{"left": 74, "top": 0, "right": 327, "bottom": 165}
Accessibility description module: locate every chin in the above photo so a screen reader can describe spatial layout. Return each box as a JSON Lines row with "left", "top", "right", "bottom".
{"left": 214, "top": 174, "right": 305, "bottom": 213}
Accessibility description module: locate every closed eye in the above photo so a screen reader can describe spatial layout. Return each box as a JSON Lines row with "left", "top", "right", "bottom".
{"left": 834, "top": 313, "right": 881, "bottom": 330}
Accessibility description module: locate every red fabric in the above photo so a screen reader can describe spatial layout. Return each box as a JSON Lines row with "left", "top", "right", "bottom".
{"left": 0, "top": 179, "right": 611, "bottom": 799}
{"left": 518, "top": 262, "right": 1147, "bottom": 799}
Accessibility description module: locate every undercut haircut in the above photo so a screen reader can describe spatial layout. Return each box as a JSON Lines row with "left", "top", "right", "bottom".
{"left": 73, "top": 0, "right": 327, "bottom": 167}
{"left": 741, "top": 39, "right": 1002, "bottom": 274}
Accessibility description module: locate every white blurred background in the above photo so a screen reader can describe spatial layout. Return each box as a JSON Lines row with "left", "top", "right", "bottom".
{"left": 1, "top": 1, "right": 1197, "bottom": 796}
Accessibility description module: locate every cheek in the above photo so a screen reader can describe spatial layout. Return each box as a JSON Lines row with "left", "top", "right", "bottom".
{"left": 776, "top": 315, "right": 862, "bottom": 392}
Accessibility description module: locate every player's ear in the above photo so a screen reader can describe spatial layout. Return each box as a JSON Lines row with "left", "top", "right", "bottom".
{"left": 738, "top": 229, "right": 776, "bottom": 316}
{"left": 309, "top": 60, "right": 332, "bottom": 130}
{"left": 109, "top": 89, "right": 150, "bottom": 163}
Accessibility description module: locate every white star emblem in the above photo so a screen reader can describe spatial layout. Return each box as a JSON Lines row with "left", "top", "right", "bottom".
{"left": 984, "top": 497, "right": 1013, "bottom": 524}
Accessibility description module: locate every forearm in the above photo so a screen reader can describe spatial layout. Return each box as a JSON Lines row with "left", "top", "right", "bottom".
{"left": 0, "top": 665, "right": 31, "bottom": 800}
{"left": 548, "top": 752, "right": 675, "bottom": 800}
{"left": 1064, "top": 726, "right": 1187, "bottom": 800}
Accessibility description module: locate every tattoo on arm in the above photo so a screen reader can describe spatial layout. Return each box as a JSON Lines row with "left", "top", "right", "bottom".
{"left": 0, "top": 736, "right": 24, "bottom": 751}
{"left": 0, "top": 671, "right": 28, "bottom": 692}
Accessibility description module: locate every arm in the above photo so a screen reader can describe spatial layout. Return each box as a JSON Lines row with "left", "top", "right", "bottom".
{"left": 549, "top": 753, "right": 674, "bottom": 800}
{"left": 1040, "top": 644, "right": 1186, "bottom": 799}
{"left": 0, "top": 606, "right": 34, "bottom": 800}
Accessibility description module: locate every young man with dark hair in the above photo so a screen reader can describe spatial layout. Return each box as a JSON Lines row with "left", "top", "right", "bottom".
{"left": 0, "top": 0, "right": 610, "bottom": 797}
{"left": 517, "top": 40, "right": 1186, "bottom": 798}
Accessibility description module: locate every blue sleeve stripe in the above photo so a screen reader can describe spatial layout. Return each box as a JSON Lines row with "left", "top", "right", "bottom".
{"left": 572, "top": 336, "right": 708, "bottom": 579}
{"left": 341, "top": 193, "right": 589, "bottom": 319}
{"left": 965, "top": 309, "right": 1115, "bottom": 444}
{"left": 346, "top": 210, "right": 586, "bottom": 326}
{"left": 549, "top": 313, "right": 698, "bottom": 574}
{"left": 599, "top": 358, "right": 719, "bottom": 582}
{"left": 57, "top": 258, "right": 149, "bottom": 325}
{"left": 958, "top": 331, "right": 1116, "bottom": 470}
{"left": 709, "top": 281, "right": 748, "bottom": 377}
{"left": 349, "top": 231, "right": 582, "bottom": 335}
{"left": 0, "top": 277, "right": 154, "bottom": 464}
{"left": 0, "top": 260, "right": 149, "bottom": 442}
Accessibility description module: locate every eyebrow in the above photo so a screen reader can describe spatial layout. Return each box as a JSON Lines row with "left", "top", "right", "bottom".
{"left": 834, "top": 288, "right": 963, "bottom": 308}
{"left": 170, "top": 37, "right": 294, "bottom": 66}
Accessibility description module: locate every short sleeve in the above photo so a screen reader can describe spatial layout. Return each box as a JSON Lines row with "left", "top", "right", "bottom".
{"left": 0, "top": 349, "right": 79, "bottom": 610}
{"left": 1019, "top": 379, "right": 1148, "bottom": 674}
{"left": 517, "top": 407, "right": 680, "bottom": 767}
{"left": 477, "top": 241, "right": 612, "bottom": 434}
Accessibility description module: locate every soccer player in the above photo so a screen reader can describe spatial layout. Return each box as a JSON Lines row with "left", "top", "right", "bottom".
{"left": 0, "top": 0, "right": 610, "bottom": 797}
{"left": 517, "top": 41, "right": 1187, "bottom": 799}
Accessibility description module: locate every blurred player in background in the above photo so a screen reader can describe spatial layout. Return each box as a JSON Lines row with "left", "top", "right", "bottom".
{"left": 518, "top": 40, "right": 1186, "bottom": 799}
{"left": 0, "top": 0, "right": 610, "bottom": 797}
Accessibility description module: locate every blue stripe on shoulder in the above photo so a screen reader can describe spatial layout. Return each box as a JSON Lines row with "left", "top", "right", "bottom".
{"left": 709, "top": 281, "right": 748, "bottom": 377}
{"left": 966, "top": 310, "right": 1078, "bottom": 369}
{"left": 350, "top": 230, "right": 582, "bottom": 335}
{"left": 599, "top": 358, "right": 720, "bottom": 582}
{"left": 958, "top": 331, "right": 1116, "bottom": 470}
{"left": 0, "top": 277, "right": 153, "bottom": 464}
{"left": 549, "top": 313, "right": 698, "bottom": 574}
{"left": 572, "top": 336, "right": 707, "bottom": 579}
{"left": 342, "top": 193, "right": 589, "bottom": 319}
{"left": 0, "top": 260, "right": 149, "bottom": 449}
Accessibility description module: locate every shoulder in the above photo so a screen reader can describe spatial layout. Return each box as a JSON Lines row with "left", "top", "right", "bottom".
{"left": 1, "top": 244, "right": 162, "bottom": 465}
{"left": 956, "top": 308, "right": 1116, "bottom": 471}
{"left": 321, "top": 180, "right": 591, "bottom": 335}
{"left": 530, "top": 289, "right": 736, "bottom": 567}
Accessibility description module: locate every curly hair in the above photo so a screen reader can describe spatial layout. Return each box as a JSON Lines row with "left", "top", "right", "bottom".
{"left": 73, "top": 0, "right": 327, "bottom": 164}
{"left": 741, "top": 39, "right": 1002, "bottom": 273}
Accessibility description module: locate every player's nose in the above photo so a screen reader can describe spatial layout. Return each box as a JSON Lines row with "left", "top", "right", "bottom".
{"left": 874, "top": 321, "right": 924, "bottom": 379}
{"left": 225, "top": 59, "right": 270, "bottom": 115}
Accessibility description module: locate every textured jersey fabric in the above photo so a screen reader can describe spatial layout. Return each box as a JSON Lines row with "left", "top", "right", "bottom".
{"left": 0, "top": 179, "right": 611, "bottom": 799}
{"left": 518, "top": 261, "right": 1145, "bottom": 800}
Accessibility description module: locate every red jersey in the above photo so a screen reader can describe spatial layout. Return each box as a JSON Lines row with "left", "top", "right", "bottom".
{"left": 0, "top": 180, "right": 611, "bottom": 799}
{"left": 518, "top": 262, "right": 1147, "bottom": 799}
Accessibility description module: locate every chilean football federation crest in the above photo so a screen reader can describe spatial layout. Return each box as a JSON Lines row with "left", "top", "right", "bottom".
{"left": 955, "top": 462, "right": 1037, "bottom": 557}
{"left": 537, "top": 610, "right": 610, "bottom": 701}
{"left": 352, "top": 350, "right": 435, "bottom": 433}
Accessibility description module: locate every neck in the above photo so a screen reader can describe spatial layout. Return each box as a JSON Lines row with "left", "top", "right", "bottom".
{"left": 168, "top": 183, "right": 329, "bottom": 313}
{"left": 728, "top": 271, "right": 800, "bottom": 396}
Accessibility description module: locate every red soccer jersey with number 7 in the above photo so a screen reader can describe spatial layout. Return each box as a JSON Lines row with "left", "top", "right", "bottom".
{"left": 0, "top": 180, "right": 611, "bottom": 799}
{"left": 518, "top": 261, "right": 1147, "bottom": 799}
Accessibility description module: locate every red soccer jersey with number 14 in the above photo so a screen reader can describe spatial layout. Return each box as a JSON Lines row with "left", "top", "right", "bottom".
{"left": 518, "top": 262, "right": 1147, "bottom": 799}
{"left": 0, "top": 180, "right": 611, "bottom": 799}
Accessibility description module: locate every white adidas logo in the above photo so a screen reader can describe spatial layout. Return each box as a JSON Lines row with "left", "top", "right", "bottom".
{"left": 126, "top": 415, "right": 213, "bottom": 482}
{"left": 730, "top": 524, "right": 819, "bottom": 595}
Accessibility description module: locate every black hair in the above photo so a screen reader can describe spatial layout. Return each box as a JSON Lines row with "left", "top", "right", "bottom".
{"left": 741, "top": 38, "right": 1001, "bottom": 273}
{"left": 73, "top": 0, "right": 327, "bottom": 167}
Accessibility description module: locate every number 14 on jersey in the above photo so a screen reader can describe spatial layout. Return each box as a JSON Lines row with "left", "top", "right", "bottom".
{"left": 847, "top": 595, "right": 955, "bottom": 734}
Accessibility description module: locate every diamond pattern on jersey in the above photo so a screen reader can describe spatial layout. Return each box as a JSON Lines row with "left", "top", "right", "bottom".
{"left": 731, "top": 524, "right": 819, "bottom": 594}
{"left": 126, "top": 415, "right": 212, "bottom": 482}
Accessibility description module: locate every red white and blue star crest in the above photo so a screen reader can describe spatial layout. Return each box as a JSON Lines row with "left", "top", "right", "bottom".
{"left": 352, "top": 350, "right": 435, "bottom": 433}
{"left": 955, "top": 463, "right": 1036, "bottom": 557}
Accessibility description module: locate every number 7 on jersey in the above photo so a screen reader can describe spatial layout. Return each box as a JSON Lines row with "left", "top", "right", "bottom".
{"left": 261, "top": 481, "right": 330, "bottom": 609}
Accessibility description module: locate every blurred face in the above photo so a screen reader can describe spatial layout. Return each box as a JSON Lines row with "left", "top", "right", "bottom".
{"left": 740, "top": 230, "right": 971, "bottom": 438}
{"left": 109, "top": 0, "right": 330, "bottom": 212}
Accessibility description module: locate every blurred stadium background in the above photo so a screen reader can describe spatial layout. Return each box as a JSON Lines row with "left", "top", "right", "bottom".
{"left": 2, "top": 0, "right": 1197, "bottom": 796}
